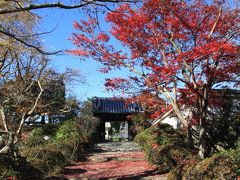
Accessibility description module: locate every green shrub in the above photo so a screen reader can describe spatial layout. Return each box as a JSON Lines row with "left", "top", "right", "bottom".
{"left": 55, "top": 120, "right": 80, "bottom": 142}
{"left": 135, "top": 122, "right": 240, "bottom": 180}
{"left": 131, "top": 113, "right": 150, "bottom": 134}
{"left": 53, "top": 120, "right": 87, "bottom": 161}
{"left": 183, "top": 147, "right": 240, "bottom": 180}
{"left": 20, "top": 119, "right": 95, "bottom": 178}
{"left": 42, "top": 123, "right": 58, "bottom": 136}
{"left": 134, "top": 130, "right": 151, "bottom": 147}
{"left": 167, "top": 156, "right": 200, "bottom": 180}
{"left": 55, "top": 140, "right": 87, "bottom": 161}
{"left": 27, "top": 127, "right": 45, "bottom": 147}
{"left": 0, "top": 154, "right": 42, "bottom": 179}
{"left": 22, "top": 127, "right": 47, "bottom": 159}
{"left": 22, "top": 120, "right": 90, "bottom": 178}
{"left": 149, "top": 141, "right": 197, "bottom": 174}
{"left": 135, "top": 124, "right": 197, "bottom": 174}
{"left": 28, "top": 145, "right": 66, "bottom": 177}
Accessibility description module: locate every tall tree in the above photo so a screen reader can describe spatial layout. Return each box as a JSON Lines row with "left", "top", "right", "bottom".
{"left": 0, "top": 54, "right": 47, "bottom": 154}
{"left": 0, "top": 55, "right": 71, "bottom": 154}
{"left": 0, "top": 0, "right": 88, "bottom": 155}
{"left": 70, "top": 0, "right": 240, "bottom": 158}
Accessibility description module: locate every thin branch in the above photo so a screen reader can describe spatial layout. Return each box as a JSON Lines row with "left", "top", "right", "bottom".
{"left": 15, "top": 112, "right": 27, "bottom": 140}
{"left": 173, "top": 81, "right": 177, "bottom": 104}
{"left": 94, "top": 8, "right": 103, "bottom": 32}
{"left": 160, "top": 50, "right": 169, "bottom": 67}
{"left": 0, "top": 28, "right": 62, "bottom": 55}
{"left": 208, "top": 8, "right": 222, "bottom": 39}
{"left": 123, "top": 62, "right": 173, "bottom": 101}
{"left": 0, "top": 106, "right": 9, "bottom": 133}
{"left": 0, "top": 133, "right": 13, "bottom": 154}
{"left": 27, "top": 80, "right": 44, "bottom": 115}
{"left": 59, "top": 108, "right": 72, "bottom": 113}
{"left": 10, "top": 23, "right": 60, "bottom": 38}
{"left": 175, "top": 75, "right": 203, "bottom": 99}
{"left": 169, "top": 33, "right": 198, "bottom": 89}
{"left": 0, "top": 0, "right": 135, "bottom": 14}
{"left": 0, "top": 50, "right": 9, "bottom": 71}
{"left": 0, "top": 2, "right": 92, "bottom": 14}
{"left": 23, "top": 81, "right": 35, "bottom": 92}
{"left": 124, "top": 63, "right": 151, "bottom": 84}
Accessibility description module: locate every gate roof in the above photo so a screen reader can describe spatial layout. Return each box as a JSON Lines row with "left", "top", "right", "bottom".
{"left": 92, "top": 97, "right": 143, "bottom": 114}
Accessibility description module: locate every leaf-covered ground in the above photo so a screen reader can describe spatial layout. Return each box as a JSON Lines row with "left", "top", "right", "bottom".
{"left": 64, "top": 142, "right": 167, "bottom": 179}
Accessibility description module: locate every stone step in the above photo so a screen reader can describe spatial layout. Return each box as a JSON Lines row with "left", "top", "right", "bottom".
{"left": 89, "top": 148, "right": 142, "bottom": 153}
{"left": 88, "top": 156, "right": 146, "bottom": 162}
{"left": 91, "top": 141, "right": 142, "bottom": 153}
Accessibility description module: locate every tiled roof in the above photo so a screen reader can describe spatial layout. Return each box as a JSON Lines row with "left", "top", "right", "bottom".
{"left": 92, "top": 97, "right": 143, "bottom": 114}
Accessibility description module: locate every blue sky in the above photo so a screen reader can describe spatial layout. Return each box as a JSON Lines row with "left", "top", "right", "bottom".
{"left": 36, "top": 7, "right": 131, "bottom": 101}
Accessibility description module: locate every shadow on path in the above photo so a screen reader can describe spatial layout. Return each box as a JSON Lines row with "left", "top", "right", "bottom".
{"left": 64, "top": 142, "right": 167, "bottom": 180}
{"left": 96, "top": 168, "right": 167, "bottom": 180}
{"left": 64, "top": 168, "right": 87, "bottom": 175}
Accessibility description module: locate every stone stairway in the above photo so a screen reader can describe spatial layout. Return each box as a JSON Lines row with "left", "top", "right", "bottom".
{"left": 91, "top": 141, "right": 142, "bottom": 153}
{"left": 88, "top": 141, "right": 144, "bottom": 162}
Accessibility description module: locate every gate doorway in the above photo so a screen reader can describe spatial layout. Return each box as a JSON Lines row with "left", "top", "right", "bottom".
{"left": 105, "top": 121, "right": 128, "bottom": 141}
{"left": 92, "top": 97, "right": 143, "bottom": 142}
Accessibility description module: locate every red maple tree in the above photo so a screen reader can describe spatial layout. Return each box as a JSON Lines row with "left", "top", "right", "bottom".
{"left": 69, "top": 0, "right": 239, "bottom": 158}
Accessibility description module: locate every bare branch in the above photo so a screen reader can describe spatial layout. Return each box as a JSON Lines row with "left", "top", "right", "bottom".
{"left": 0, "top": 28, "right": 62, "bottom": 55}
{"left": 208, "top": 8, "right": 222, "bottom": 39}
{"left": 0, "top": 2, "right": 91, "bottom": 14}
{"left": 169, "top": 33, "right": 198, "bottom": 89}
{"left": 0, "top": 106, "right": 9, "bottom": 133}
{"left": 0, "top": 0, "right": 136, "bottom": 14}
{"left": 27, "top": 80, "right": 44, "bottom": 115}
{"left": 15, "top": 112, "right": 27, "bottom": 142}
{"left": 9, "top": 23, "right": 60, "bottom": 38}
{"left": 0, "top": 133, "right": 13, "bottom": 154}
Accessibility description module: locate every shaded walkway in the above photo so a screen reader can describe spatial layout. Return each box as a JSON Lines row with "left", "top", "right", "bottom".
{"left": 64, "top": 142, "right": 167, "bottom": 180}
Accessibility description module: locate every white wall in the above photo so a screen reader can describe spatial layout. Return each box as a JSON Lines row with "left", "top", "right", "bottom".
{"left": 161, "top": 116, "right": 180, "bottom": 129}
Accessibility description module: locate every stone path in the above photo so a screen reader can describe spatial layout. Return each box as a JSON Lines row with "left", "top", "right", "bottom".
{"left": 64, "top": 142, "right": 167, "bottom": 180}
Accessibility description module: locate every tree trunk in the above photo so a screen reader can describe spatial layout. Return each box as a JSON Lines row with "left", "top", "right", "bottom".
{"left": 0, "top": 106, "right": 14, "bottom": 154}
{"left": 0, "top": 115, "right": 27, "bottom": 154}
{"left": 172, "top": 104, "right": 188, "bottom": 127}
{"left": 199, "top": 121, "right": 207, "bottom": 158}
{"left": 187, "top": 125, "right": 194, "bottom": 148}
{"left": 171, "top": 103, "right": 196, "bottom": 147}
{"left": 198, "top": 87, "right": 208, "bottom": 159}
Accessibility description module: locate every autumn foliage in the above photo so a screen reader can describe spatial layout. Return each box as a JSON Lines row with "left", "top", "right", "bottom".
{"left": 70, "top": 0, "right": 239, "bottom": 157}
{"left": 70, "top": 0, "right": 239, "bottom": 109}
